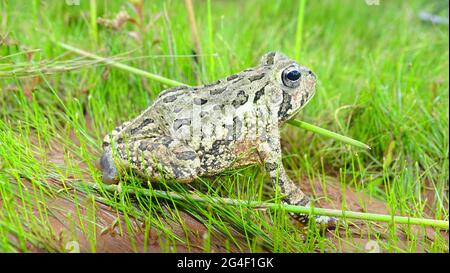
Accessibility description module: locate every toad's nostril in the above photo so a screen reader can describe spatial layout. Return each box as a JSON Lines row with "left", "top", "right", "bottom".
{"left": 99, "top": 151, "right": 119, "bottom": 184}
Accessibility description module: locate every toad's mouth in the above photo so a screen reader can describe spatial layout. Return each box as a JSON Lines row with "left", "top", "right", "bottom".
{"left": 285, "top": 90, "right": 316, "bottom": 122}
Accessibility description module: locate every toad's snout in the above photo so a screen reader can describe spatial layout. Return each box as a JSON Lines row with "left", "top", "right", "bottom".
{"left": 98, "top": 150, "right": 119, "bottom": 184}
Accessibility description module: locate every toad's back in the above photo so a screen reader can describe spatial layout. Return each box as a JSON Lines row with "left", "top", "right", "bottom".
{"left": 129, "top": 64, "right": 276, "bottom": 148}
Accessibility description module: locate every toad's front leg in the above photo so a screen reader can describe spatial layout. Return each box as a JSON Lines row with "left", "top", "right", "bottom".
{"left": 257, "top": 128, "right": 336, "bottom": 229}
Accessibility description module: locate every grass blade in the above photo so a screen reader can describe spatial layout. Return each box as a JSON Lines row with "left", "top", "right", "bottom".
{"left": 55, "top": 41, "right": 185, "bottom": 87}
{"left": 295, "top": 0, "right": 307, "bottom": 60}
{"left": 89, "top": 0, "right": 98, "bottom": 44}
{"left": 96, "top": 184, "right": 448, "bottom": 230}
{"left": 287, "top": 119, "right": 371, "bottom": 149}
{"left": 207, "top": 0, "right": 215, "bottom": 73}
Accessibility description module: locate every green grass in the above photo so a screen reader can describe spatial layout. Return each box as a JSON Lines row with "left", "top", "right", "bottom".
{"left": 0, "top": 0, "right": 448, "bottom": 253}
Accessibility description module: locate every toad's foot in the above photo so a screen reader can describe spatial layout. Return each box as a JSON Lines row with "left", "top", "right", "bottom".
{"left": 98, "top": 150, "right": 119, "bottom": 184}
{"left": 287, "top": 195, "right": 338, "bottom": 230}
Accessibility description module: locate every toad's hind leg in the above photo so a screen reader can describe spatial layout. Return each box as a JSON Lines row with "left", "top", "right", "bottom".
{"left": 101, "top": 136, "right": 201, "bottom": 183}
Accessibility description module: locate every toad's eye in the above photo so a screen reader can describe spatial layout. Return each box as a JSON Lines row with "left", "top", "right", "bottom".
{"left": 282, "top": 66, "right": 301, "bottom": 88}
